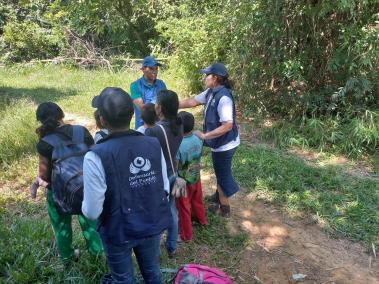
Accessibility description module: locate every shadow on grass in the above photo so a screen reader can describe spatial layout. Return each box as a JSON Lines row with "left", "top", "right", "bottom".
{"left": 0, "top": 86, "right": 81, "bottom": 167}
{"left": 0, "top": 86, "right": 79, "bottom": 109}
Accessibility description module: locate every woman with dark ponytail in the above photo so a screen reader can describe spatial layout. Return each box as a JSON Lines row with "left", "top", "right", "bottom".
{"left": 34, "top": 102, "right": 103, "bottom": 262}
{"left": 179, "top": 62, "right": 240, "bottom": 218}
{"left": 145, "top": 90, "right": 183, "bottom": 258}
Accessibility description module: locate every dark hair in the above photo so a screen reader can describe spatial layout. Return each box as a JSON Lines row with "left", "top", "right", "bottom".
{"left": 178, "top": 111, "right": 194, "bottom": 134}
{"left": 35, "top": 102, "right": 65, "bottom": 138}
{"left": 97, "top": 87, "right": 134, "bottom": 129}
{"left": 94, "top": 110, "right": 104, "bottom": 129}
{"left": 156, "top": 90, "right": 182, "bottom": 136}
{"left": 141, "top": 103, "right": 157, "bottom": 126}
{"left": 214, "top": 75, "right": 234, "bottom": 89}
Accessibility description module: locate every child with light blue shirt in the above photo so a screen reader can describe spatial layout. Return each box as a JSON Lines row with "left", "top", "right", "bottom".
{"left": 176, "top": 111, "right": 207, "bottom": 242}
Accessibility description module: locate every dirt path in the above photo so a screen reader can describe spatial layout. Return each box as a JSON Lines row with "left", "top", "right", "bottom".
{"left": 64, "top": 112, "right": 97, "bottom": 134}
{"left": 68, "top": 113, "right": 378, "bottom": 283}
{"left": 203, "top": 173, "right": 378, "bottom": 283}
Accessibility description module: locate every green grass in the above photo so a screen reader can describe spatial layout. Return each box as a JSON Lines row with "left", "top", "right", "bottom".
{"left": 261, "top": 114, "right": 379, "bottom": 160}
{"left": 0, "top": 64, "right": 185, "bottom": 167}
{"left": 0, "top": 99, "right": 38, "bottom": 168}
{"left": 0, "top": 190, "right": 247, "bottom": 283}
{"left": 0, "top": 65, "right": 247, "bottom": 282}
{"left": 0, "top": 65, "right": 378, "bottom": 282}
{"left": 203, "top": 145, "right": 378, "bottom": 245}
{"left": 0, "top": 64, "right": 185, "bottom": 118}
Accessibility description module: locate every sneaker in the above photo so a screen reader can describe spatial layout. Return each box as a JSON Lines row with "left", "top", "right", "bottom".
{"left": 73, "top": 249, "right": 80, "bottom": 261}
{"left": 62, "top": 249, "right": 80, "bottom": 267}
{"left": 207, "top": 203, "right": 220, "bottom": 214}
{"left": 101, "top": 273, "right": 113, "bottom": 284}
{"left": 205, "top": 191, "right": 219, "bottom": 204}
{"left": 220, "top": 205, "right": 231, "bottom": 218}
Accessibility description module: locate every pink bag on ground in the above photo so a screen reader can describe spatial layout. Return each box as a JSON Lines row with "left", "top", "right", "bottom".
{"left": 173, "top": 264, "right": 233, "bottom": 284}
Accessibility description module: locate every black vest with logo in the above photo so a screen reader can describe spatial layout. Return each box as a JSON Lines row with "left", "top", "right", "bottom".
{"left": 92, "top": 131, "right": 171, "bottom": 244}
{"left": 203, "top": 86, "right": 238, "bottom": 149}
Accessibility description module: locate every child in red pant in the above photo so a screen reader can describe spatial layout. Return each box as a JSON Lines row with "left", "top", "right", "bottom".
{"left": 176, "top": 111, "right": 207, "bottom": 241}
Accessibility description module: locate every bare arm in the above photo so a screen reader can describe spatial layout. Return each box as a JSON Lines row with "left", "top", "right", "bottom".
{"left": 194, "top": 121, "right": 233, "bottom": 140}
{"left": 179, "top": 98, "right": 201, "bottom": 109}
{"left": 38, "top": 154, "right": 51, "bottom": 183}
{"left": 133, "top": 98, "right": 144, "bottom": 111}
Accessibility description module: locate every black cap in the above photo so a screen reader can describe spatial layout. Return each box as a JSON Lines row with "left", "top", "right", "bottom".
{"left": 92, "top": 87, "right": 134, "bottom": 128}
{"left": 199, "top": 62, "right": 228, "bottom": 77}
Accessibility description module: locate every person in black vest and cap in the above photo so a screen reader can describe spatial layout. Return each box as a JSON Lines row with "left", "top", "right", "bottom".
{"left": 82, "top": 87, "right": 171, "bottom": 283}
{"left": 179, "top": 62, "right": 240, "bottom": 218}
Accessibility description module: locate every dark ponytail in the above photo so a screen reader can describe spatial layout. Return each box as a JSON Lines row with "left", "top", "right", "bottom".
{"left": 35, "top": 102, "right": 65, "bottom": 138}
{"left": 215, "top": 75, "right": 234, "bottom": 90}
{"left": 156, "top": 90, "right": 182, "bottom": 136}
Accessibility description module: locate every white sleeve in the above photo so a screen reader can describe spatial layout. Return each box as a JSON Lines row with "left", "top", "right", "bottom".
{"left": 161, "top": 150, "right": 170, "bottom": 194}
{"left": 82, "top": 151, "right": 107, "bottom": 220}
{"left": 94, "top": 133, "right": 102, "bottom": 144}
{"left": 217, "top": 96, "right": 234, "bottom": 122}
{"left": 194, "top": 89, "right": 209, "bottom": 104}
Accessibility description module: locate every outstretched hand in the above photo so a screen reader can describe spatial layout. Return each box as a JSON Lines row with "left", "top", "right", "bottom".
{"left": 194, "top": 130, "right": 206, "bottom": 140}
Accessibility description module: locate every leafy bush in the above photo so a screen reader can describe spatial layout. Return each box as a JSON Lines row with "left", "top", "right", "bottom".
{"left": 2, "top": 20, "right": 62, "bottom": 62}
{"left": 156, "top": 0, "right": 378, "bottom": 115}
{"left": 156, "top": 1, "right": 230, "bottom": 92}
{"left": 262, "top": 110, "right": 379, "bottom": 157}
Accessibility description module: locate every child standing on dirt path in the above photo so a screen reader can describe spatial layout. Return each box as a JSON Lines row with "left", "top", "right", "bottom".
{"left": 176, "top": 111, "right": 207, "bottom": 242}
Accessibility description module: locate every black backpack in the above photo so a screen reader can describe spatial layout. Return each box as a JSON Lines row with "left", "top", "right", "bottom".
{"left": 42, "top": 125, "right": 89, "bottom": 214}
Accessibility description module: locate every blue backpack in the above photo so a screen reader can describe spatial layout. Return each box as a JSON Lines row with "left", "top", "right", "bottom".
{"left": 42, "top": 125, "right": 89, "bottom": 214}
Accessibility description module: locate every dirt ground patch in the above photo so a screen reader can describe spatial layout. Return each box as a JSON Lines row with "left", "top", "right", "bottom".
{"left": 202, "top": 172, "right": 378, "bottom": 284}
{"left": 64, "top": 112, "right": 97, "bottom": 134}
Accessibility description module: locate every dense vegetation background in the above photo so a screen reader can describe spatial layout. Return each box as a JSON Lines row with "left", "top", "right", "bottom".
{"left": 0, "top": 2, "right": 378, "bottom": 282}
{"left": 1, "top": 0, "right": 378, "bottom": 157}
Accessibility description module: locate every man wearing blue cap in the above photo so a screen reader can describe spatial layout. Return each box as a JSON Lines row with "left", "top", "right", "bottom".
{"left": 130, "top": 55, "right": 167, "bottom": 129}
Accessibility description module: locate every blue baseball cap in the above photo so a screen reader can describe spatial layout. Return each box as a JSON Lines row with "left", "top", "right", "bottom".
{"left": 142, "top": 55, "right": 161, "bottom": 67}
{"left": 200, "top": 62, "right": 228, "bottom": 77}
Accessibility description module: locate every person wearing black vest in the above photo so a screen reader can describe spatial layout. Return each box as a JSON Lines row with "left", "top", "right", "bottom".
{"left": 82, "top": 87, "right": 171, "bottom": 283}
{"left": 179, "top": 63, "right": 240, "bottom": 218}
